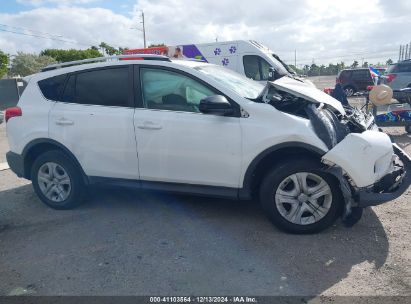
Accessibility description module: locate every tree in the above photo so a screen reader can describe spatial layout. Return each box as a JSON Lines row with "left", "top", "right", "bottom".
{"left": 362, "top": 61, "right": 369, "bottom": 68}
{"left": 351, "top": 60, "right": 359, "bottom": 68}
{"left": 99, "top": 42, "right": 128, "bottom": 56}
{"left": 386, "top": 58, "right": 393, "bottom": 65}
{"left": 9, "top": 52, "right": 56, "bottom": 77}
{"left": 0, "top": 50, "right": 9, "bottom": 79}
{"left": 41, "top": 48, "right": 102, "bottom": 63}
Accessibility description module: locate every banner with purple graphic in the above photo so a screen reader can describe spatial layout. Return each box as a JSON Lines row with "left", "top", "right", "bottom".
{"left": 168, "top": 45, "right": 208, "bottom": 62}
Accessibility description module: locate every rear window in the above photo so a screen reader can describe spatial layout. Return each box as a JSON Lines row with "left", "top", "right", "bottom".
{"left": 352, "top": 70, "right": 370, "bottom": 80}
{"left": 386, "top": 63, "right": 411, "bottom": 73}
{"left": 38, "top": 74, "right": 67, "bottom": 101}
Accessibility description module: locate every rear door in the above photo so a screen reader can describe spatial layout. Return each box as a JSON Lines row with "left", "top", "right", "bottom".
{"left": 49, "top": 66, "right": 139, "bottom": 180}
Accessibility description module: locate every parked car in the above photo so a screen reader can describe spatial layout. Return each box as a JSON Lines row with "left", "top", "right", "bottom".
{"left": 5, "top": 55, "right": 411, "bottom": 234}
{"left": 384, "top": 60, "right": 411, "bottom": 103}
{"left": 337, "top": 68, "right": 385, "bottom": 96}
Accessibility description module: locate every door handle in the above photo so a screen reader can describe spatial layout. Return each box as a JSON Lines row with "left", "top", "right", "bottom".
{"left": 55, "top": 118, "right": 74, "bottom": 126}
{"left": 137, "top": 121, "right": 162, "bottom": 130}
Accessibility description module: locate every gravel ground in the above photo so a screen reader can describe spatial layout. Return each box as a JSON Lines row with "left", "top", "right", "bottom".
{"left": 0, "top": 105, "right": 410, "bottom": 296}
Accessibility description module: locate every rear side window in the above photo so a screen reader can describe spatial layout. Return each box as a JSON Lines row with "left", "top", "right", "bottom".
{"left": 76, "top": 67, "right": 129, "bottom": 107}
{"left": 38, "top": 74, "right": 67, "bottom": 101}
{"left": 60, "top": 67, "right": 130, "bottom": 107}
{"left": 61, "top": 75, "right": 75, "bottom": 103}
{"left": 396, "top": 63, "right": 411, "bottom": 73}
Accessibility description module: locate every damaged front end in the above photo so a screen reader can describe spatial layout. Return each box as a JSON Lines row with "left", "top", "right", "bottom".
{"left": 258, "top": 77, "right": 411, "bottom": 225}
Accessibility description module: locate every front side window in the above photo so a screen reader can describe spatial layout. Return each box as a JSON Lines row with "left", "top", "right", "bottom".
{"left": 243, "top": 55, "right": 281, "bottom": 81}
{"left": 243, "top": 55, "right": 261, "bottom": 80}
{"left": 62, "top": 67, "right": 129, "bottom": 107}
{"left": 140, "top": 68, "right": 217, "bottom": 113}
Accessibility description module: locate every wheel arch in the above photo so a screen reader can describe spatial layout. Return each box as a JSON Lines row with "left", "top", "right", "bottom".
{"left": 239, "top": 142, "right": 326, "bottom": 200}
{"left": 21, "top": 138, "right": 88, "bottom": 184}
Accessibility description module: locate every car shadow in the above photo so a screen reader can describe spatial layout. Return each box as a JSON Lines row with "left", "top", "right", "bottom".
{"left": 0, "top": 184, "right": 389, "bottom": 296}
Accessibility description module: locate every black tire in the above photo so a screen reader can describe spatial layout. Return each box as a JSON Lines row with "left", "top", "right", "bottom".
{"left": 31, "top": 150, "right": 86, "bottom": 210}
{"left": 343, "top": 85, "right": 355, "bottom": 97}
{"left": 259, "top": 158, "right": 343, "bottom": 234}
{"left": 405, "top": 125, "right": 411, "bottom": 134}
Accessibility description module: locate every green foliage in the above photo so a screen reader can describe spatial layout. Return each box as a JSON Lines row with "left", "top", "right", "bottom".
{"left": 10, "top": 52, "right": 57, "bottom": 77}
{"left": 301, "top": 62, "right": 345, "bottom": 76}
{"left": 41, "top": 48, "right": 102, "bottom": 63}
{"left": 386, "top": 58, "right": 394, "bottom": 65}
{"left": 99, "top": 42, "right": 128, "bottom": 56}
{"left": 351, "top": 60, "right": 359, "bottom": 68}
{"left": 0, "top": 50, "right": 9, "bottom": 79}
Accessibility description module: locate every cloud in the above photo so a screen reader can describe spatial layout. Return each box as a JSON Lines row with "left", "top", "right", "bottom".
{"left": 0, "top": 6, "right": 144, "bottom": 54}
{"left": 1, "top": 0, "right": 410, "bottom": 65}
{"left": 134, "top": 0, "right": 407, "bottom": 64}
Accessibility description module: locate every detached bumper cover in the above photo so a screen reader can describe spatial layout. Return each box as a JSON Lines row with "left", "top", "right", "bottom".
{"left": 356, "top": 144, "right": 411, "bottom": 207}
{"left": 6, "top": 151, "right": 24, "bottom": 177}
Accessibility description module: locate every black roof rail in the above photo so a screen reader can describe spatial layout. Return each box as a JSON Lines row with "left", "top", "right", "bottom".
{"left": 41, "top": 54, "right": 171, "bottom": 72}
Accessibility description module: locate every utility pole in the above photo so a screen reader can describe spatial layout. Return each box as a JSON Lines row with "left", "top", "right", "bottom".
{"left": 141, "top": 11, "right": 146, "bottom": 48}
{"left": 294, "top": 49, "right": 297, "bottom": 67}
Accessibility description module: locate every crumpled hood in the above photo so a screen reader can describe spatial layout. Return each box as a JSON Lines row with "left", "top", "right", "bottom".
{"left": 268, "top": 76, "right": 346, "bottom": 115}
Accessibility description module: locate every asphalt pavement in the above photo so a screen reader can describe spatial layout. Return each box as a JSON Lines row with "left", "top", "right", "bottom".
{"left": 0, "top": 99, "right": 410, "bottom": 296}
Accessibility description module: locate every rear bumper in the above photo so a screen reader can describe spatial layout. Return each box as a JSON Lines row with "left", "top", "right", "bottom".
{"left": 6, "top": 151, "right": 25, "bottom": 178}
{"left": 356, "top": 144, "right": 411, "bottom": 207}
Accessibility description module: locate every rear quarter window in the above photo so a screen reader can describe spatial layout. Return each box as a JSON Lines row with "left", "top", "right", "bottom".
{"left": 38, "top": 74, "right": 67, "bottom": 101}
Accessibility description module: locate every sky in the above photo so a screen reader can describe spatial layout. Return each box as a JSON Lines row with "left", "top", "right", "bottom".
{"left": 0, "top": 0, "right": 410, "bottom": 66}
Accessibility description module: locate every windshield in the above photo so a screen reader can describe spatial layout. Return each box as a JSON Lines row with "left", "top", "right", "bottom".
{"left": 196, "top": 65, "right": 265, "bottom": 99}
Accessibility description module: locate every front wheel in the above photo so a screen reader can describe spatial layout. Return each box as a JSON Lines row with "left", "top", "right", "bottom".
{"left": 259, "top": 158, "right": 343, "bottom": 234}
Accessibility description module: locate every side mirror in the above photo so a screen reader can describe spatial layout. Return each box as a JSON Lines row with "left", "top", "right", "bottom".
{"left": 268, "top": 67, "right": 280, "bottom": 81}
{"left": 199, "top": 95, "right": 233, "bottom": 116}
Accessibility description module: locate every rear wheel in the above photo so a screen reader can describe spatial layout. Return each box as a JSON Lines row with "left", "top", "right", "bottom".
{"left": 31, "top": 150, "right": 86, "bottom": 210}
{"left": 405, "top": 125, "right": 411, "bottom": 134}
{"left": 259, "top": 158, "right": 343, "bottom": 234}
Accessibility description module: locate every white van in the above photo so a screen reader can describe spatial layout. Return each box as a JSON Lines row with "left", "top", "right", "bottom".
{"left": 124, "top": 40, "right": 301, "bottom": 83}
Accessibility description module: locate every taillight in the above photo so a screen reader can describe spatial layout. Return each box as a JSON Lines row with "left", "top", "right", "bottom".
{"left": 5, "top": 107, "right": 22, "bottom": 123}
{"left": 386, "top": 74, "right": 397, "bottom": 83}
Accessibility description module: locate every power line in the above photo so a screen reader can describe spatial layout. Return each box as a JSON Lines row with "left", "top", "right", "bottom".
{"left": 0, "top": 23, "right": 64, "bottom": 39}
{"left": 0, "top": 28, "right": 93, "bottom": 47}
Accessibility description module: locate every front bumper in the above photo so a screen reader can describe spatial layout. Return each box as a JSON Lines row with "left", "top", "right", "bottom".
{"left": 6, "top": 151, "right": 25, "bottom": 178}
{"left": 355, "top": 144, "right": 411, "bottom": 207}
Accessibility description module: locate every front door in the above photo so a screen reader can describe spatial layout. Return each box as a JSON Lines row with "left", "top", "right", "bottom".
{"left": 134, "top": 67, "right": 242, "bottom": 188}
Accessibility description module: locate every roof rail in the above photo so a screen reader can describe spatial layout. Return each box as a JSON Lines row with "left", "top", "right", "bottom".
{"left": 41, "top": 54, "right": 171, "bottom": 72}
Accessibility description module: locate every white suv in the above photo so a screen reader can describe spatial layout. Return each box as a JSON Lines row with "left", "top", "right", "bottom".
{"left": 5, "top": 55, "right": 411, "bottom": 233}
